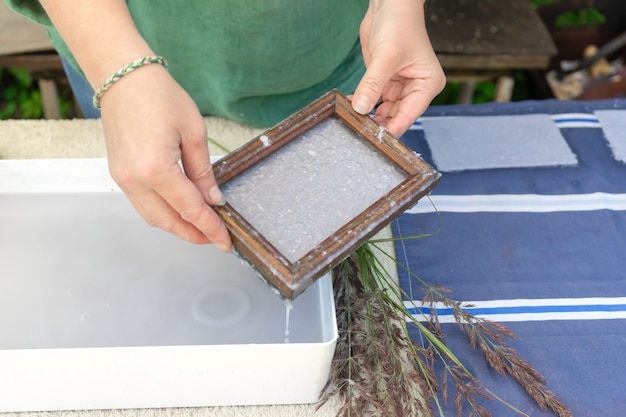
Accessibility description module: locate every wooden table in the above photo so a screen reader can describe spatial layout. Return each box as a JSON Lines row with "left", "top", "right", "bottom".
{"left": 0, "top": 2, "right": 64, "bottom": 119}
{"left": 425, "top": 0, "right": 557, "bottom": 103}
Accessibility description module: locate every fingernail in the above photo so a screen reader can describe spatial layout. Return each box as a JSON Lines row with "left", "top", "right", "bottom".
{"left": 215, "top": 242, "right": 231, "bottom": 252}
{"left": 352, "top": 95, "right": 372, "bottom": 115}
{"left": 208, "top": 185, "right": 226, "bottom": 206}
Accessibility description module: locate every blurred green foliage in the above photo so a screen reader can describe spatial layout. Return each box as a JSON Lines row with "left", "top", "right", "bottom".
{"left": 531, "top": 0, "right": 606, "bottom": 27}
{"left": 554, "top": 8, "right": 605, "bottom": 27}
{"left": 0, "top": 68, "right": 74, "bottom": 119}
{"left": 0, "top": 68, "right": 43, "bottom": 119}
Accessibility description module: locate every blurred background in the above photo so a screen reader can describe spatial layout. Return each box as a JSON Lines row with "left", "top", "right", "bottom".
{"left": 1, "top": 0, "right": 625, "bottom": 120}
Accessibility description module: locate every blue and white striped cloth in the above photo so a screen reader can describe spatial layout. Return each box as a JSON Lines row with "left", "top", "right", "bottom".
{"left": 393, "top": 98, "right": 626, "bottom": 417}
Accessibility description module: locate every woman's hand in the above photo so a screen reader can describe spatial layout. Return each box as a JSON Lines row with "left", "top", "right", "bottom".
{"left": 352, "top": 0, "right": 446, "bottom": 138}
{"left": 100, "top": 64, "right": 232, "bottom": 249}
{"left": 36, "top": 0, "right": 230, "bottom": 249}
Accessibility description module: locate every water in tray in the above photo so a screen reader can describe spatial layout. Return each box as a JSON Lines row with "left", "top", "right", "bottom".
{"left": 0, "top": 192, "right": 330, "bottom": 350}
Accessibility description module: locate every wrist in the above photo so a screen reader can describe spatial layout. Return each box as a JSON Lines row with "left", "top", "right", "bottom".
{"left": 88, "top": 46, "right": 156, "bottom": 89}
{"left": 93, "top": 55, "right": 169, "bottom": 109}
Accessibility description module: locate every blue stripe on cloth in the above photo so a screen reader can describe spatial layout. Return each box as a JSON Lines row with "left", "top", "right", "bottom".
{"left": 410, "top": 112, "right": 603, "bottom": 130}
{"left": 408, "top": 304, "right": 626, "bottom": 316}
{"left": 404, "top": 298, "right": 626, "bottom": 322}
{"left": 552, "top": 119, "right": 601, "bottom": 128}
{"left": 551, "top": 113, "right": 601, "bottom": 128}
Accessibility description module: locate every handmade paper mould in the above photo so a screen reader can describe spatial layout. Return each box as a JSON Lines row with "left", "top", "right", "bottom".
{"left": 213, "top": 90, "right": 441, "bottom": 299}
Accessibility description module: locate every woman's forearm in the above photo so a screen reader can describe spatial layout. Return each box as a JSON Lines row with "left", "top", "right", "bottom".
{"left": 38, "top": 0, "right": 154, "bottom": 89}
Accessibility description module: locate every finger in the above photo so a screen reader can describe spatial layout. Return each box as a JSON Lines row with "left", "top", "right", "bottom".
{"left": 372, "top": 100, "right": 400, "bottom": 122}
{"left": 179, "top": 124, "right": 226, "bottom": 207}
{"left": 352, "top": 51, "right": 398, "bottom": 115}
{"left": 382, "top": 92, "right": 429, "bottom": 138}
{"left": 125, "top": 187, "right": 211, "bottom": 245}
{"left": 157, "top": 171, "right": 232, "bottom": 250}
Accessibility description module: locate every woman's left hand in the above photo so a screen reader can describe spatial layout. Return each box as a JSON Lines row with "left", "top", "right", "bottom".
{"left": 352, "top": 0, "right": 446, "bottom": 138}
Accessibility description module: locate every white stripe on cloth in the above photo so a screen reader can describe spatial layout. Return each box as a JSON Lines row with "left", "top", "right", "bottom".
{"left": 407, "top": 193, "right": 626, "bottom": 214}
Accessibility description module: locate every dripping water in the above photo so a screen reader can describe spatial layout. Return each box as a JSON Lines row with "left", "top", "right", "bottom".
{"left": 284, "top": 298, "right": 293, "bottom": 343}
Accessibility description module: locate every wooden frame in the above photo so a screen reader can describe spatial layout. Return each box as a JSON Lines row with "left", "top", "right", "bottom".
{"left": 213, "top": 90, "right": 440, "bottom": 299}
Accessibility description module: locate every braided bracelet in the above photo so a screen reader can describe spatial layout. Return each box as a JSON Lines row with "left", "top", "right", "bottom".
{"left": 92, "top": 55, "right": 169, "bottom": 109}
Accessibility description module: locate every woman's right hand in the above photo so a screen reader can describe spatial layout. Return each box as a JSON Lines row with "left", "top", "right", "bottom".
{"left": 36, "top": 1, "right": 231, "bottom": 248}
{"left": 99, "top": 63, "right": 232, "bottom": 249}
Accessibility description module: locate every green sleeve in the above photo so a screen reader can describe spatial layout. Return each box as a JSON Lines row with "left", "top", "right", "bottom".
{"left": 3, "top": 0, "right": 368, "bottom": 127}
{"left": 3, "top": 0, "right": 52, "bottom": 26}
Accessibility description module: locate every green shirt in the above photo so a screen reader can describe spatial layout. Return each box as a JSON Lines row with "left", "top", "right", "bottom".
{"left": 5, "top": 0, "right": 368, "bottom": 127}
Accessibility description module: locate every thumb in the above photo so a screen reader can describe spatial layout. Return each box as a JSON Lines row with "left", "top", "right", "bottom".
{"left": 352, "top": 57, "right": 393, "bottom": 115}
{"left": 180, "top": 128, "right": 226, "bottom": 207}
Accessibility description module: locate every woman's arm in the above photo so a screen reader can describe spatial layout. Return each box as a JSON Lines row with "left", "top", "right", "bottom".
{"left": 38, "top": 0, "right": 152, "bottom": 88}
{"left": 38, "top": 0, "right": 232, "bottom": 249}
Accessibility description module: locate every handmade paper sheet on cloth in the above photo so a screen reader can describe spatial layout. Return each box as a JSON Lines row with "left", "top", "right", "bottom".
{"left": 392, "top": 99, "right": 626, "bottom": 417}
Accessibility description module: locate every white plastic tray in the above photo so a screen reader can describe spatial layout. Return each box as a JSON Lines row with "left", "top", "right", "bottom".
{"left": 0, "top": 159, "right": 337, "bottom": 412}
